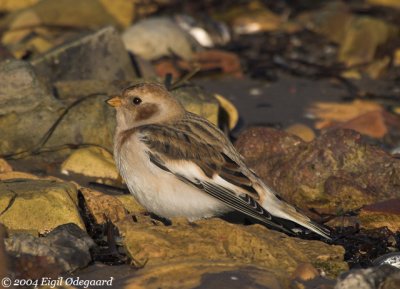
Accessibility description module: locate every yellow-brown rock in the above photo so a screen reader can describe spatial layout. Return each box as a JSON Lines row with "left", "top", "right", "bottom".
{"left": 338, "top": 17, "right": 398, "bottom": 67}
{"left": 285, "top": 124, "right": 315, "bottom": 142}
{"left": 115, "top": 194, "right": 145, "bottom": 215}
{"left": 0, "top": 179, "right": 84, "bottom": 234}
{"left": 61, "top": 147, "right": 119, "bottom": 181}
{"left": 118, "top": 218, "right": 347, "bottom": 279}
{"left": 120, "top": 261, "right": 284, "bottom": 289}
{"left": 0, "top": 159, "right": 12, "bottom": 173}
{"left": 0, "top": 0, "right": 38, "bottom": 12}
{"left": 80, "top": 188, "right": 145, "bottom": 224}
{"left": 0, "top": 171, "right": 39, "bottom": 181}
{"left": 98, "top": 0, "right": 135, "bottom": 28}
{"left": 367, "top": 0, "right": 400, "bottom": 9}
{"left": 358, "top": 199, "right": 400, "bottom": 232}
{"left": 291, "top": 263, "right": 319, "bottom": 281}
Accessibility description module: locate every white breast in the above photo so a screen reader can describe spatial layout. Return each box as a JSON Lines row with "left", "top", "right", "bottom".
{"left": 114, "top": 132, "right": 230, "bottom": 220}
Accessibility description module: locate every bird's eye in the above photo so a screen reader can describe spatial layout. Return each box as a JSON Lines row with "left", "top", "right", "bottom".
{"left": 132, "top": 97, "right": 142, "bottom": 105}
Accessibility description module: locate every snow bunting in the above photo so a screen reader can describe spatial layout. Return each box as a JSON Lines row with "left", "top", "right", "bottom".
{"left": 107, "top": 83, "right": 331, "bottom": 239}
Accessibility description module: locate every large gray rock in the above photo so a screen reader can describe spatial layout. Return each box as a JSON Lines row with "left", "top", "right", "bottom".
{"left": 31, "top": 26, "right": 136, "bottom": 83}
{"left": 0, "top": 60, "right": 56, "bottom": 115}
{"left": 0, "top": 59, "right": 63, "bottom": 155}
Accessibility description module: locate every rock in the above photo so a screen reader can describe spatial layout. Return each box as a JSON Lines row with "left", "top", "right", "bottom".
{"left": 334, "top": 265, "right": 400, "bottom": 289}
{"left": 373, "top": 252, "right": 400, "bottom": 269}
{"left": 39, "top": 93, "right": 116, "bottom": 158}
{"left": 6, "top": 223, "right": 94, "bottom": 276}
{"left": 394, "top": 49, "right": 400, "bottom": 67}
{"left": 115, "top": 194, "right": 145, "bottom": 215}
{"left": 358, "top": 199, "right": 400, "bottom": 232}
{"left": 0, "top": 0, "right": 38, "bottom": 12}
{"left": 1, "top": 78, "right": 219, "bottom": 159}
{"left": 290, "top": 262, "right": 336, "bottom": 289}
{"left": 220, "top": 1, "right": 293, "bottom": 35}
{"left": 0, "top": 59, "right": 63, "bottom": 156}
{"left": 235, "top": 127, "right": 304, "bottom": 163}
{"left": 0, "top": 59, "right": 56, "bottom": 115}
{"left": 98, "top": 0, "right": 135, "bottom": 28}
{"left": 122, "top": 17, "right": 200, "bottom": 61}
{"left": 1, "top": 0, "right": 119, "bottom": 30}
{"left": 367, "top": 0, "right": 400, "bottom": 9}
{"left": 31, "top": 26, "right": 136, "bottom": 83}
{"left": 338, "top": 17, "right": 398, "bottom": 68}
{"left": 120, "top": 262, "right": 284, "bottom": 289}
{"left": 118, "top": 218, "right": 347, "bottom": 279}
{"left": 291, "top": 263, "right": 319, "bottom": 281}
{"left": 381, "top": 271, "right": 400, "bottom": 289}
{"left": 61, "top": 147, "right": 119, "bottom": 181}
{"left": 80, "top": 188, "right": 134, "bottom": 224}
{"left": 235, "top": 128, "right": 400, "bottom": 214}
{"left": 0, "top": 171, "right": 39, "bottom": 181}
{"left": 53, "top": 80, "right": 124, "bottom": 101}
{"left": 298, "top": 1, "right": 398, "bottom": 75}
{"left": 0, "top": 159, "right": 12, "bottom": 173}
{"left": 171, "top": 84, "right": 220, "bottom": 126}
{"left": 285, "top": 124, "right": 315, "bottom": 142}
{"left": 0, "top": 224, "right": 9, "bottom": 282}
{"left": 0, "top": 179, "right": 85, "bottom": 234}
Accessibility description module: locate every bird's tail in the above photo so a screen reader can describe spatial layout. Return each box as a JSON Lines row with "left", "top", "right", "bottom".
{"left": 261, "top": 186, "right": 331, "bottom": 240}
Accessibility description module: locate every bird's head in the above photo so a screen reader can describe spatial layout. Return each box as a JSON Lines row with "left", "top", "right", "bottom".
{"left": 107, "top": 83, "right": 185, "bottom": 130}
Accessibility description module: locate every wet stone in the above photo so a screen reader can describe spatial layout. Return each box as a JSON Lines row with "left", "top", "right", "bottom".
{"left": 118, "top": 217, "right": 347, "bottom": 279}
{"left": 5, "top": 223, "right": 95, "bottom": 276}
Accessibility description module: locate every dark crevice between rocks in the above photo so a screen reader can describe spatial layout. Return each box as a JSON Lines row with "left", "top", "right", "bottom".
{"left": 77, "top": 191, "right": 130, "bottom": 266}
{"left": 331, "top": 226, "right": 400, "bottom": 269}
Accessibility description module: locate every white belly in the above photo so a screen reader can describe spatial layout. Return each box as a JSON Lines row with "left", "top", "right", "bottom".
{"left": 115, "top": 135, "right": 230, "bottom": 220}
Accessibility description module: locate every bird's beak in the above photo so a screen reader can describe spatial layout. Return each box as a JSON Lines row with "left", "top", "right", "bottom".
{"left": 106, "top": 95, "right": 122, "bottom": 107}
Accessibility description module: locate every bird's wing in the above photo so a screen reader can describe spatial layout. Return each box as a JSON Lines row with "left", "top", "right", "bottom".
{"left": 137, "top": 121, "right": 309, "bottom": 236}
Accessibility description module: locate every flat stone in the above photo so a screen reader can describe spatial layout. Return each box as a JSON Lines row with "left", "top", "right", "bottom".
{"left": 118, "top": 218, "right": 347, "bottom": 279}
{"left": 119, "top": 262, "right": 284, "bottom": 289}
{"left": 31, "top": 26, "right": 136, "bottom": 83}
{"left": 359, "top": 199, "right": 400, "bottom": 232}
{"left": 0, "top": 179, "right": 84, "bottom": 234}
{"left": 0, "top": 0, "right": 38, "bottom": 12}
{"left": 61, "top": 147, "right": 119, "bottom": 180}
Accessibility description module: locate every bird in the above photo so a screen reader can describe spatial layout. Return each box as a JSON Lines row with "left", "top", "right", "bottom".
{"left": 107, "top": 82, "right": 331, "bottom": 240}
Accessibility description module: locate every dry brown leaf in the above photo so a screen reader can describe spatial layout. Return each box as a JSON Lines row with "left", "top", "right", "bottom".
{"left": 308, "top": 100, "right": 383, "bottom": 129}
